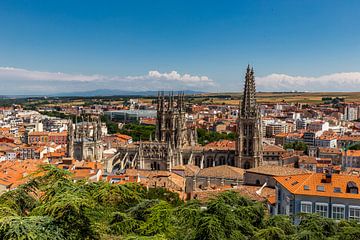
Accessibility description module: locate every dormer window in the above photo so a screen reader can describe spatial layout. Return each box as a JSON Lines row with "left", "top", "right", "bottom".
{"left": 346, "top": 181, "right": 359, "bottom": 194}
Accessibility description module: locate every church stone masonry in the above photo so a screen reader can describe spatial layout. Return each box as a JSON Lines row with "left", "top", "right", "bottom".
{"left": 67, "top": 117, "right": 104, "bottom": 161}
{"left": 105, "top": 66, "right": 263, "bottom": 173}
{"left": 235, "top": 65, "right": 263, "bottom": 169}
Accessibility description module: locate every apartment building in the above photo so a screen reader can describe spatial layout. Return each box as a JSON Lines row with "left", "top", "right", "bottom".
{"left": 273, "top": 173, "right": 360, "bottom": 223}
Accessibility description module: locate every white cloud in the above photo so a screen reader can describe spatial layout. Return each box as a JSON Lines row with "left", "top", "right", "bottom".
{"left": 2, "top": 66, "right": 358, "bottom": 94}
{"left": 0, "top": 67, "right": 213, "bottom": 84}
{"left": 0, "top": 67, "right": 104, "bottom": 82}
{"left": 0, "top": 67, "right": 215, "bottom": 94}
{"left": 127, "top": 70, "right": 213, "bottom": 84}
{"left": 257, "top": 72, "right": 360, "bottom": 91}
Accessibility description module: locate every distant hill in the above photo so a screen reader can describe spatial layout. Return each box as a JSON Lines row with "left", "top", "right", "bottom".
{"left": 52, "top": 89, "right": 204, "bottom": 97}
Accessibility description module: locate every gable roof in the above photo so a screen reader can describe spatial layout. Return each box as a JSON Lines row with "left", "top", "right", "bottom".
{"left": 246, "top": 165, "right": 307, "bottom": 176}
{"left": 263, "top": 144, "right": 286, "bottom": 152}
{"left": 197, "top": 165, "right": 244, "bottom": 179}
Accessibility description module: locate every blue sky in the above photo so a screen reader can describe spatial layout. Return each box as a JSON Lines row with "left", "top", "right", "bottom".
{"left": 0, "top": 0, "right": 360, "bottom": 94}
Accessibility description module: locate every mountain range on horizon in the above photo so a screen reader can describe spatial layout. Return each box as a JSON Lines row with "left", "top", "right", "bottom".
{"left": 0, "top": 89, "right": 205, "bottom": 98}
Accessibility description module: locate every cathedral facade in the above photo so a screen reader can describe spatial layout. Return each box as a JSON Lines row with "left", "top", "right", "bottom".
{"left": 67, "top": 117, "right": 104, "bottom": 161}
{"left": 105, "top": 66, "right": 263, "bottom": 174}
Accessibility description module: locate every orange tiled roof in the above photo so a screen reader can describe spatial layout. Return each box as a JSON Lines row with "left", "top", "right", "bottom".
{"left": 318, "top": 147, "right": 341, "bottom": 154}
{"left": 0, "top": 159, "right": 45, "bottom": 188}
{"left": 298, "top": 156, "right": 317, "bottom": 164}
{"left": 346, "top": 150, "right": 360, "bottom": 157}
{"left": 275, "top": 173, "right": 360, "bottom": 200}
{"left": 28, "top": 131, "right": 48, "bottom": 136}
{"left": 197, "top": 165, "right": 244, "bottom": 179}
{"left": 338, "top": 136, "right": 360, "bottom": 141}
{"left": 263, "top": 144, "right": 286, "bottom": 152}
{"left": 140, "top": 118, "right": 156, "bottom": 125}
{"left": 48, "top": 131, "right": 67, "bottom": 136}
{"left": 115, "top": 134, "right": 133, "bottom": 140}
{"left": 267, "top": 195, "right": 276, "bottom": 205}
{"left": 70, "top": 169, "right": 98, "bottom": 180}
{"left": 204, "top": 140, "right": 235, "bottom": 150}
{"left": 246, "top": 165, "right": 307, "bottom": 176}
{"left": 192, "top": 186, "right": 275, "bottom": 202}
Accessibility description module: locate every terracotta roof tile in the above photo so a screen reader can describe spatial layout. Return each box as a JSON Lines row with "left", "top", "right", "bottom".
{"left": 246, "top": 165, "right": 308, "bottom": 176}
{"left": 263, "top": 144, "right": 286, "bottom": 152}
{"left": 275, "top": 173, "right": 360, "bottom": 200}
{"left": 197, "top": 165, "right": 244, "bottom": 179}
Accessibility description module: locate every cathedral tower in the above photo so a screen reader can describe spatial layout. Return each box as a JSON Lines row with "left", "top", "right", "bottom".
{"left": 155, "top": 91, "right": 196, "bottom": 149}
{"left": 235, "top": 65, "right": 263, "bottom": 169}
{"left": 69, "top": 117, "right": 104, "bottom": 161}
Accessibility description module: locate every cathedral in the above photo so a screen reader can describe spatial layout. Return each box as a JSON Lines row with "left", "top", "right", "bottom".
{"left": 235, "top": 65, "right": 263, "bottom": 168}
{"left": 67, "top": 117, "right": 104, "bottom": 161}
{"left": 104, "top": 66, "right": 263, "bottom": 174}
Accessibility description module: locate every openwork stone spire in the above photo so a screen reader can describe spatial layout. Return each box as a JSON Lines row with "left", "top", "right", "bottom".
{"left": 241, "top": 65, "right": 257, "bottom": 117}
{"left": 236, "top": 65, "right": 263, "bottom": 169}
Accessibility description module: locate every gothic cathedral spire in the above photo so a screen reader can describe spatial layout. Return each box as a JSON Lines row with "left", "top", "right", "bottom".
{"left": 236, "top": 65, "right": 263, "bottom": 169}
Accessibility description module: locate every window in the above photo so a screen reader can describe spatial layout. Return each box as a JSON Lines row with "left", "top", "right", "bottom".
{"left": 291, "top": 181, "right": 299, "bottom": 186}
{"left": 277, "top": 188, "right": 282, "bottom": 201}
{"left": 316, "top": 185, "right": 325, "bottom": 192}
{"left": 301, "top": 201, "right": 312, "bottom": 213}
{"left": 332, "top": 204, "right": 345, "bottom": 220}
{"left": 289, "top": 200, "right": 294, "bottom": 215}
{"left": 349, "top": 206, "right": 360, "bottom": 222}
{"left": 315, "top": 203, "right": 328, "bottom": 217}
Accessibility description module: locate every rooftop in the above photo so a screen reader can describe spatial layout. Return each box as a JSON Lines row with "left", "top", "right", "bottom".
{"left": 204, "top": 140, "right": 236, "bottom": 150}
{"left": 246, "top": 165, "right": 307, "bottom": 176}
{"left": 275, "top": 173, "right": 360, "bottom": 199}
{"left": 197, "top": 165, "right": 244, "bottom": 179}
{"left": 263, "top": 144, "right": 286, "bottom": 152}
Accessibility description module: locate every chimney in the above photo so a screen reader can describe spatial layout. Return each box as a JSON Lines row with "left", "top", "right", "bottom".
{"left": 325, "top": 173, "right": 332, "bottom": 183}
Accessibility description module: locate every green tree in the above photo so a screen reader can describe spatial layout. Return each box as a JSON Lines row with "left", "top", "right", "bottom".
{"left": 0, "top": 216, "right": 64, "bottom": 240}
{"left": 265, "top": 215, "right": 296, "bottom": 235}
{"left": 195, "top": 215, "right": 226, "bottom": 240}
{"left": 252, "top": 227, "right": 286, "bottom": 240}
{"left": 284, "top": 141, "right": 308, "bottom": 152}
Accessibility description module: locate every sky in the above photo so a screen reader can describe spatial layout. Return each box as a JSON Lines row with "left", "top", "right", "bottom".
{"left": 0, "top": 0, "right": 360, "bottom": 94}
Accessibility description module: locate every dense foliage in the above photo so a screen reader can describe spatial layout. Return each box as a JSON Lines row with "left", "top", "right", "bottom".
{"left": 197, "top": 128, "right": 236, "bottom": 145}
{"left": 1, "top": 165, "right": 360, "bottom": 239}
{"left": 119, "top": 123, "right": 156, "bottom": 141}
{"left": 100, "top": 115, "right": 121, "bottom": 134}
{"left": 284, "top": 141, "right": 308, "bottom": 152}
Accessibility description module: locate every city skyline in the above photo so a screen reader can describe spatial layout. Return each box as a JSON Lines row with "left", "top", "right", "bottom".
{"left": 1, "top": 0, "right": 360, "bottom": 94}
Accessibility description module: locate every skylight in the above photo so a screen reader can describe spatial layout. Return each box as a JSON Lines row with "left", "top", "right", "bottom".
{"left": 291, "top": 181, "right": 299, "bottom": 186}
{"left": 316, "top": 185, "right": 325, "bottom": 192}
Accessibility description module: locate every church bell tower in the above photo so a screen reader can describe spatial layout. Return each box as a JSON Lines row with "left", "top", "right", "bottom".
{"left": 235, "top": 65, "right": 263, "bottom": 169}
